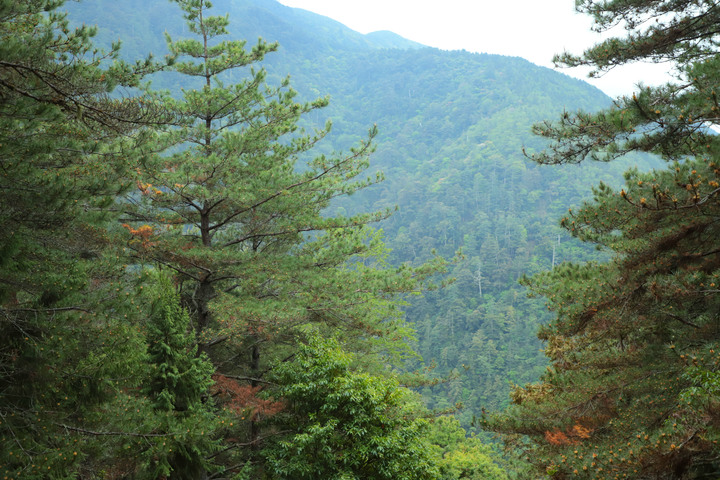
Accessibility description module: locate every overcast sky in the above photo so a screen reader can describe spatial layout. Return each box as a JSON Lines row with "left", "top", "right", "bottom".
{"left": 276, "top": 0, "right": 674, "bottom": 98}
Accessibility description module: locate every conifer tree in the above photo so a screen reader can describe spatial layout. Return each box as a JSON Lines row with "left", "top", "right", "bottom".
{"left": 0, "top": 1, "right": 170, "bottom": 476}
{"left": 120, "top": 0, "right": 448, "bottom": 475}
{"left": 123, "top": 0, "right": 394, "bottom": 342}
{"left": 141, "top": 273, "right": 219, "bottom": 479}
{"left": 486, "top": 1, "right": 720, "bottom": 478}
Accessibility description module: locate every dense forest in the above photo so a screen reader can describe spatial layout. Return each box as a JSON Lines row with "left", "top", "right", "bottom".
{"left": 63, "top": 0, "right": 660, "bottom": 427}
{"left": 2, "top": 0, "right": 720, "bottom": 479}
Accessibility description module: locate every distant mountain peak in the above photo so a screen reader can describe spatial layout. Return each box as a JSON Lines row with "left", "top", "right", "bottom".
{"left": 364, "top": 30, "right": 426, "bottom": 50}
{"left": 228, "top": 0, "right": 424, "bottom": 52}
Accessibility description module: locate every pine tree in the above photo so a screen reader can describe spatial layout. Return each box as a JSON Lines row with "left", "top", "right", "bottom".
{"left": 486, "top": 1, "right": 720, "bottom": 478}
{"left": 122, "top": 0, "right": 393, "bottom": 341}
{"left": 120, "top": 0, "right": 448, "bottom": 475}
{"left": 0, "top": 1, "right": 168, "bottom": 476}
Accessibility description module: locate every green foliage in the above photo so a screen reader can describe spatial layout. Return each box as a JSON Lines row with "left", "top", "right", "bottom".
{"left": 532, "top": 1, "right": 720, "bottom": 166}
{"left": 488, "top": 163, "right": 720, "bottom": 477}
{"left": 60, "top": 0, "right": 652, "bottom": 429}
{"left": 4, "top": 0, "right": 678, "bottom": 476}
{"left": 0, "top": 0, "right": 153, "bottom": 309}
{"left": 146, "top": 274, "right": 213, "bottom": 412}
{"left": 0, "top": 0, "right": 162, "bottom": 477}
{"left": 121, "top": 0, "right": 408, "bottom": 346}
{"left": 555, "top": 0, "right": 720, "bottom": 74}
{"left": 425, "top": 416, "right": 508, "bottom": 480}
{"left": 117, "top": 1, "right": 449, "bottom": 476}
{"left": 485, "top": 0, "right": 720, "bottom": 478}
{"left": 141, "top": 273, "right": 219, "bottom": 479}
{"left": 264, "top": 335, "right": 440, "bottom": 480}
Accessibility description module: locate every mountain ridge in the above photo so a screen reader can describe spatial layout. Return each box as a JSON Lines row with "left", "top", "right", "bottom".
{"left": 65, "top": 0, "right": 638, "bottom": 428}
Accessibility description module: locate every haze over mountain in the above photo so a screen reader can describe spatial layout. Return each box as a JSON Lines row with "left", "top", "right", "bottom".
{"left": 66, "top": 0, "right": 647, "bottom": 426}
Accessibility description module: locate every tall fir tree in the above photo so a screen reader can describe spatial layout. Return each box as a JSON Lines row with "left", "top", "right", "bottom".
{"left": 486, "top": 1, "right": 720, "bottom": 478}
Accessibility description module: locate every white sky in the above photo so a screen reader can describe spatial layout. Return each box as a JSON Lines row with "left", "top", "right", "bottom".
{"left": 276, "top": 0, "right": 675, "bottom": 98}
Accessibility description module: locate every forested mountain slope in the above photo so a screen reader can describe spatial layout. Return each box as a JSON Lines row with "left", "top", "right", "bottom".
{"left": 65, "top": 0, "right": 648, "bottom": 426}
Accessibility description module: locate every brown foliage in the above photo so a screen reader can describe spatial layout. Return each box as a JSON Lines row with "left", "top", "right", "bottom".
{"left": 544, "top": 423, "right": 592, "bottom": 445}
{"left": 211, "top": 374, "right": 283, "bottom": 420}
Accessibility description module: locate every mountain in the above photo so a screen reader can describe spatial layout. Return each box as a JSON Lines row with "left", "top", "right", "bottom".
{"left": 364, "top": 30, "right": 425, "bottom": 49}
{"left": 65, "top": 0, "right": 647, "bottom": 428}
{"left": 68, "top": 0, "right": 424, "bottom": 61}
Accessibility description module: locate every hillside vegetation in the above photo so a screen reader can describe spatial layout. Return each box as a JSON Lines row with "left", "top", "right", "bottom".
{"left": 4, "top": 0, "right": 704, "bottom": 478}
{"left": 63, "top": 0, "right": 654, "bottom": 424}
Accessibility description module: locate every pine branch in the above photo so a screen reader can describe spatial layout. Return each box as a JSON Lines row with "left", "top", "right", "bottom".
{"left": 57, "top": 423, "right": 177, "bottom": 438}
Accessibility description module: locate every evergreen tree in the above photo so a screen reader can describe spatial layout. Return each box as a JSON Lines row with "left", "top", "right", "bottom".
{"left": 121, "top": 0, "right": 448, "bottom": 475}
{"left": 0, "top": 1, "right": 164, "bottom": 476}
{"left": 486, "top": 1, "right": 720, "bottom": 478}
{"left": 141, "top": 273, "right": 219, "bottom": 479}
